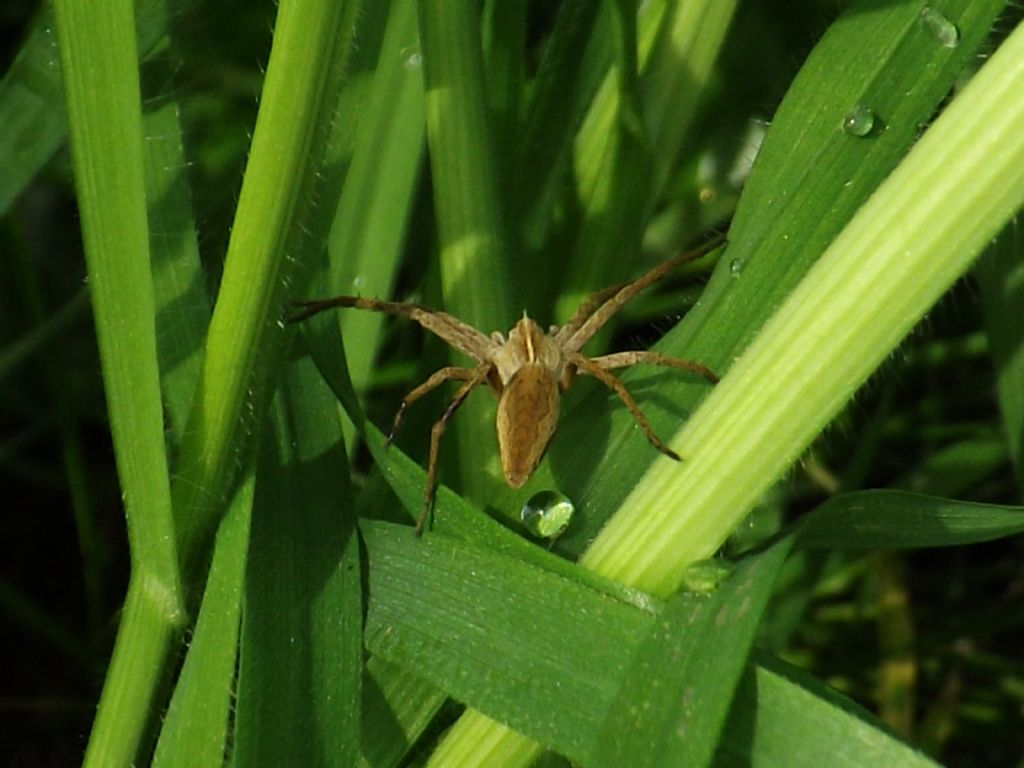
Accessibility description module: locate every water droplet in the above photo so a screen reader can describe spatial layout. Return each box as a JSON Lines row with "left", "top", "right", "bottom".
{"left": 729, "top": 258, "right": 744, "bottom": 277}
{"left": 919, "top": 7, "right": 959, "bottom": 48}
{"left": 351, "top": 274, "right": 366, "bottom": 290}
{"left": 520, "top": 490, "right": 575, "bottom": 539}
{"left": 842, "top": 105, "right": 876, "bottom": 137}
{"left": 401, "top": 47, "right": 422, "bottom": 70}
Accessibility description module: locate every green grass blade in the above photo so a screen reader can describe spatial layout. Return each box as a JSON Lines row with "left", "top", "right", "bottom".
{"left": 233, "top": 346, "right": 360, "bottom": 766}
{"left": 419, "top": 1, "right": 512, "bottom": 330}
{"left": 482, "top": 0, "right": 526, "bottom": 169}
{"left": 514, "top": 0, "right": 601, "bottom": 256}
{"left": 326, "top": 2, "right": 425, "bottom": 406}
{"left": 592, "top": 538, "right": 791, "bottom": 768}
{"left": 142, "top": 99, "right": 209, "bottom": 439}
{"left": 0, "top": 1, "right": 171, "bottom": 214}
{"left": 716, "top": 655, "right": 939, "bottom": 768}
{"left": 360, "top": 656, "right": 448, "bottom": 768}
{"left": 976, "top": 218, "right": 1024, "bottom": 490}
{"left": 152, "top": 473, "right": 255, "bottom": 768}
{"left": 556, "top": 0, "right": 736, "bottom": 316}
{"left": 0, "top": 288, "right": 88, "bottom": 381}
{"left": 555, "top": 0, "right": 1011, "bottom": 554}
{"left": 796, "top": 490, "right": 1024, "bottom": 550}
{"left": 171, "top": 0, "right": 361, "bottom": 582}
{"left": 362, "top": 519, "right": 650, "bottom": 765}
{"left": 52, "top": 0, "right": 186, "bottom": 764}
{"left": 364, "top": 521, "right": 928, "bottom": 767}
{"left": 418, "top": 0, "right": 514, "bottom": 507}
{"left": 583, "top": 11, "right": 1024, "bottom": 595}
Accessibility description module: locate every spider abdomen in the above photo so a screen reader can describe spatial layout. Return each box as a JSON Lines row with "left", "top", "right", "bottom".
{"left": 496, "top": 363, "right": 560, "bottom": 487}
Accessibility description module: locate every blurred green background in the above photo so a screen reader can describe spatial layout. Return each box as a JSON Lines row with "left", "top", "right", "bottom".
{"left": 2, "top": 1, "right": 1023, "bottom": 765}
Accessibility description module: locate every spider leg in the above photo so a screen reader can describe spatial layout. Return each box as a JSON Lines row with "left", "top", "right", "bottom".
{"left": 553, "top": 283, "right": 626, "bottom": 344}
{"left": 567, "top": 352, "right": 680, "bottom": 462}
{"left": 416, "top": 363, "right": 493, "bottom": 535}
{"left": 385, "top": 366, "right": 479, "bottom": 446}
{"left": 564, "top": 235, "right": 725, "bottom": 353}
{"left": 589, "top": 350, "right": 719, "bottom": 384}
{"left": 287, "top": 295, "right": 497, "bottom": 362}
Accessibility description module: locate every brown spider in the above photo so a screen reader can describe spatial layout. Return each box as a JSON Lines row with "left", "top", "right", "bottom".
{"left": 289, "top": 238, "right": 723, "bottom": 533}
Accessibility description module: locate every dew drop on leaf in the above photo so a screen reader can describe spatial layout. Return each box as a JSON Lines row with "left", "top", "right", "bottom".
{"left": 842, "top": 104, "right": 876, "bottom": 137}
{"left": 919, "top": 7, "right": 960, "bottom": 48}
{"left": 520, "top": 490, "right": 575, "bottom": 539}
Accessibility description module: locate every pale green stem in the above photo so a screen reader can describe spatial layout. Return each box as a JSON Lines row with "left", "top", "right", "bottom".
{"left": 172, "top": 0, "right": 352, "bottom": 580}
{"left": 428, "top": 17, "right": 1024, "bottom": 767}
{"left": 583, "top": 19, "right": 1024, "bottom": 595}
{"left": 53, "top": 0, "right": 186, "bottom": 763}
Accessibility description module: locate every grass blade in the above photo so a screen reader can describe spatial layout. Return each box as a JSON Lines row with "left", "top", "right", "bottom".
{"left": 233, "top": 346, "right": 360, "bottom": 766}
{"left": 364, "top": 520, "right": 930, "bottom": 767}
{"left": 362, "top": 519, "right": 650, "bottom": 764}
{"left": 142, "top": 99, "right": 209, "bottom": 440}
{"left": 976, "top": 218, "right": 1024, "bottom": 490}
{"left": 52, "top": 0, "right": 185, "bottom": 764}
{"left": 326, "top": 2, "right": 425, "bottom": 411}
{"left": 171, "top": 0, "right": 361, "bottom": 582}
{"left": 591, "top": 538, "right": 792, "bottom": 768}
{"left": 582, "top": 11, "right": 1024, "bottom": 595}
{"left": 716, "top": 655, "right": 939, "bottom": 768}
{"left": 796, "top": 490, "right": 1024, "bottom": 550}
{"left": 152, "top": 474, "right": 254, "bottom": 768}
{"left": 418, "top": 0, "right": 514, "bottom": 507}
{"left": 556, "top": 0, "right": 1010, "bottom": 554}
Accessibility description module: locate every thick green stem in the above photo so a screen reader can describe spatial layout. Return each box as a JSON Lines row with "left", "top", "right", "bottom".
{"left": 171, "top": 0, "right": 354, "bottom": 581}
{"left": 52, "top": 0, "right": 186, "bottom": 763}
{"left": 583, "top": 18, "right": 1024, "bottom": 595}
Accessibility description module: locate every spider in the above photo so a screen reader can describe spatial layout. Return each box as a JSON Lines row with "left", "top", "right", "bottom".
{"left": 289, "top": 237, "right": 723, "bottom": 533}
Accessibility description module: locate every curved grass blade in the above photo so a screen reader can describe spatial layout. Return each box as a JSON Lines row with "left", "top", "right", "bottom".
{"left": 53, "top": 0, "right": 185, "bottom": 763}
{"left": 591, "top": 538, "right": 792, "bottom": 768}
{"left": 976, "top": 218, "right": 1024, "bottom": 489}
{"left": 555, "top": 0, "right": 1011, "bottom": 554}
{"left": 152, "top": 473, "right": 254, "bottom": 768}
{"left": 363, "top": 518, "right": 936, "bottom": 767}
{"left": 796, "top": 490, "right": 1024, "bottom": 550}
{"left": 716, "top": 655, "right": 939, "bottom": 768}
{"left": 171, "top": 0, "right": 363, "bottom": 584}
{"left": 583, "top": 14, "right": 1024, "bottom": 594}
{"left": 361, "top": 518, "right": 650, "bottom": 765}
{"left": 232, "top": 346, "right": 360, "bottom": 767}
{"left": 419, "top": 0, "right": 513, "bottom": 509}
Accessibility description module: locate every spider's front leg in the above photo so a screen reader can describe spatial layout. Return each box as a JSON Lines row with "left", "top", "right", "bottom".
{"left": 415, "top": 363, "right": 493, "bottom": 535}
{"left": 590, "top": 350, "right": 719, "bottom": 385}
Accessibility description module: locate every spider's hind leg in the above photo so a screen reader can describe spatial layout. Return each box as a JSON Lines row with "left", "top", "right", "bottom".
{"left": 568, "top": 353, "right": 682, "bottom": 462}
